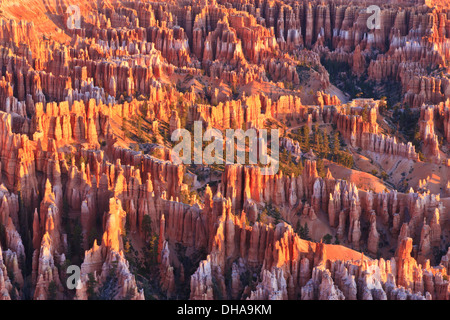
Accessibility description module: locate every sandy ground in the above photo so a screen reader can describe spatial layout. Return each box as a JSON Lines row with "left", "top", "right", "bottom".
{"left": 295, "top": 236, "right": 370, "bottom": 262}
{"left": 351, "top": 147, "right": 450, "bottom": 197}
{"left": 325, "top": 160, "right": 388, "bottom": 193}
{"left": 325, "top": 84, "right": 350, "bottom": 104}
{"left": 406, "top": 162, "right": 450, "bottom": 196}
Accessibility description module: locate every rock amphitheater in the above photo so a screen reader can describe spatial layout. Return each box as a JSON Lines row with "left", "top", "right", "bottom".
{"left": 0, "top": 0, "right": 447, "bottom": 301}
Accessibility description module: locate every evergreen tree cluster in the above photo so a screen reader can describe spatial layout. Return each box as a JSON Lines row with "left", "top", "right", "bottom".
{"left": 288, "top": 125, "right": 354, "bottom": 171}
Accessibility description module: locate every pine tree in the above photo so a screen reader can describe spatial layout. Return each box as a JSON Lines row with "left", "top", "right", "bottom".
{"left": 124, "top": 238, "right": 131, "bottom": 254}
{"left": 142, "top": 101, "right": 149, "bottom": 116}
{"left": 136, "top": 115, "right": 143, "bottom": 142}
{"left": 298, "top": 223, "right": 311, "bottom": 240}
{"left": 323, "top": 132, "right": 330, "bottom": 159}
{"left": 323, "top": 234, "right": 332, "bottom": 244}
{"left": 121, "top": 115, "right": 127, "bottom": 137}
{"left": 141, "top": 215, "right": 152, "bottom": 241}
{"left": 313, "top": 123, "right": 319, "bottom": 134}
{"left": 297, "top": 159, "right": 304, "bottom": 174}
{"left": 87, "top": 273, "right": 98, "bottom": 300}
{"left": 314, "top": 129, "right": 322, "bottom": 154}
{"left": 332, "top": 131, "right": 340, "bottom": 160}
{"left": 316, "top": 158, "right": 325, "bottom": 178}
{"left": 48, "top": 281, "right": 57, "bottom": 300}
{"left": 303, "top": 223, "right": 311, "bottom": 240}
{"left": 302, "top": 126, "right": 310, "bottom": 150}
{"left": 361, "top": 104, "right": 370, "bottom": 122}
